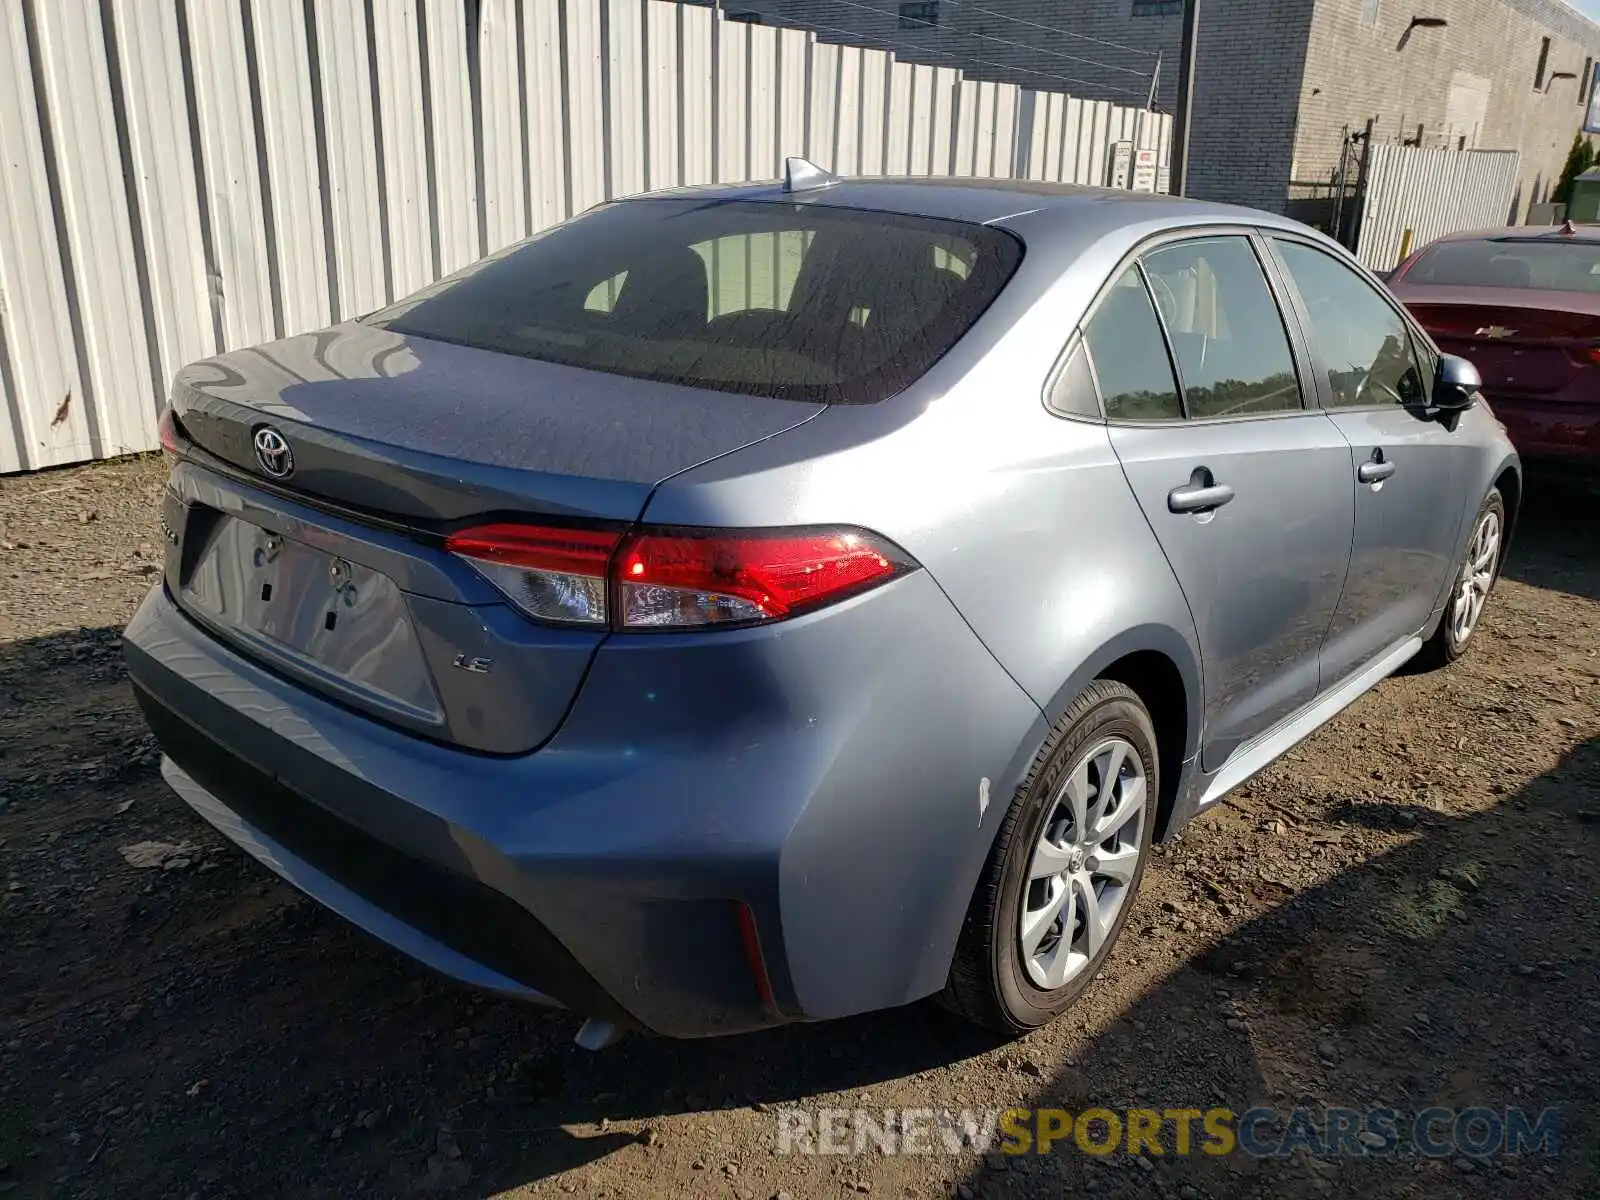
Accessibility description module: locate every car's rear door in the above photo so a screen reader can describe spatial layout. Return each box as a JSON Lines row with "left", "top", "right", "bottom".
{"left": 1265, "top": 235, "right": 1480, "bottom": 686}
{"left": 1093, "top": 231, "right": 1354, "bottom": 771}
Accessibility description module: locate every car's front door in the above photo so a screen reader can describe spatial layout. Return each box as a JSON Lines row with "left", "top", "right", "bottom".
{"left": 1266, "top": 236, "right": 1481, "bottom": 687}
{"left": 1089, "top": 233, "right": 1355, "bottom": 771}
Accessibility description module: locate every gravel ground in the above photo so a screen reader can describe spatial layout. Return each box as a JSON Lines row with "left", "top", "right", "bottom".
{"left": 0, "top": 456, "right": 1595, "bottom": 1200}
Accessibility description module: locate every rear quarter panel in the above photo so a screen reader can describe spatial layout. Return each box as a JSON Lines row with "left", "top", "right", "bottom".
{"left": 641, "top": 246, "right": 1204, "bottom": 1016}
{"left": 643, "top": 387, "right": 1201, "bottom": 732}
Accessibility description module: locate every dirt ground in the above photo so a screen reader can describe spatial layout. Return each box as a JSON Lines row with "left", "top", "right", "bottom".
{"left": 0, "top": 456, "right": 1595, "bottom": 1200}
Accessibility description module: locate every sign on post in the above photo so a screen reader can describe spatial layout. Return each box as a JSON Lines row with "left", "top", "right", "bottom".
{"left": 1132, "top": 148, "right": 1159, "bottom": 193}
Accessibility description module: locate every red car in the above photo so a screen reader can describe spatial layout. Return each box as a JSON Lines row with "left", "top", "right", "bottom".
{"left": 1387, "top": 222, "right": 1600, "bottom": 466}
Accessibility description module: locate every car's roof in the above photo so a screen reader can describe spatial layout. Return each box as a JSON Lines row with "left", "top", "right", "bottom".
{"left": 631, "top": 174, "right": 1288, "bottom": 234}
{"left": 1425, "top": 223, "right": 1600, "bottom": 245}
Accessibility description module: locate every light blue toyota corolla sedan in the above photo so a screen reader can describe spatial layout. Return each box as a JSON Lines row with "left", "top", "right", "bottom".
{"left": 125, "top": 163, "right": 1519, "bottom": 1047}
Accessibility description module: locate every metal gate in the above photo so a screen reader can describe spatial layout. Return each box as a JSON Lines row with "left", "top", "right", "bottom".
{"left": 1353, "top": 144, "right": 1521, "bottom": 272}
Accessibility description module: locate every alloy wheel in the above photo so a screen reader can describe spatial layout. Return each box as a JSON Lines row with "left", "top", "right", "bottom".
{"left": 1018, "top": 737, "right": 1148, "bottom": 989}
{"left": 1450, "top": 508, "right": 1501, "bottom": 646}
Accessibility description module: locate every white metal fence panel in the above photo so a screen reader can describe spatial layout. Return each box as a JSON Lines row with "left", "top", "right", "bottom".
{"left": 857, "top": 50, "right": 887, "bottom": 175}
{"left": 422, "top": 0, "right": 479, "bottom": 277}
{"left": 250, "top": 1, "right": 332, "bottom": 337}
{"left": 0, "top": 0, "right": 81, "bottom": 473}
{"left": 477, "top": 0, "right": 527, "bottom": 255}
{"left": 111, "top": 0, "right": 217, "bottom": 420}
{"left": 680, "top": 5, "right": 713, "bottom": 184}
{"left": 187, "top": 0, "right": 276, "bottom": 352}
{"left": 748, "top": 25, "right": 778, "bottom": 185}
{"left": 644, "top": 0, "right": 681, "bottom": 192}
{"left": 373, "top": 0, "right": 434, "bottom": 301}
{"left": 607, "top": 0, "right": 647, "bottom": 200}
{"left": 777, "top": 28, "right": 806, "bottom": 171}
{"left": 30, "top": 0, "right": 155, "bottom": 461}
{"left": 1356, "top": 144, "right": 1521, "bottom": 272}
{"left": 831, "top": 44, "right": 861, "bottom": 175}
{"left": 0, "top": 0, "right": 1171, "bottom": 473}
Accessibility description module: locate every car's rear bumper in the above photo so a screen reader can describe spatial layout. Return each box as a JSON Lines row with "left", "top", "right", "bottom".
{"left": 156, "top": 754, "right": 561, "bottom": 1003}
{"left": 124, "top": 576, "right": 1044, "bottom": 1038}
{"left": 1486, "top": 395, "right": 1600, "bottom": 463}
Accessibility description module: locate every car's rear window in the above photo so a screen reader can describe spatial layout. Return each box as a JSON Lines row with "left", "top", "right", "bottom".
{"left": 1404, "top": 237, "right": 1600, "bottom": 293}
{"left": 365, "top": 199, "right": 1023, "bottom": 403}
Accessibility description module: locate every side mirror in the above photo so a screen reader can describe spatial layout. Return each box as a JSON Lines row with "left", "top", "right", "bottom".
{"left": 1433, "top": 354, "right": 1481, "bottom": 411}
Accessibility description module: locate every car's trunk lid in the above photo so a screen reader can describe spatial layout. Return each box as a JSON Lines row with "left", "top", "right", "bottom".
{"left": 172, "top": 322, "right": 823, "bottom": 521}
{"left": 165, "top": 322, "right": 822, "bottom": 752}
{"left": 1403, "top": 289, "right": 1600, "bottom": 401}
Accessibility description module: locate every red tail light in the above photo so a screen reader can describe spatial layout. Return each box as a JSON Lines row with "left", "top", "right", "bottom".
{"left": 157, "top": 407, "right": 183, "bottom": 463}
{"left": 444, "top": 522, "right": 913, "bottom": 630}
{"left": 615, "top": 527, "right": 909, "bottom": 626}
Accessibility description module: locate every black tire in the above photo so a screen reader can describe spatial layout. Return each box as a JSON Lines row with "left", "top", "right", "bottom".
{"left": 1414, "top": 487, "right": 1506, "bottom": 672}
{"left": 942, "top": 680, "right": 1158, "bottom": 1035}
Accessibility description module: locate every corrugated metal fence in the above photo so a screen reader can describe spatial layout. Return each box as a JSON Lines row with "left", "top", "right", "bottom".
{"left": 1354, "top": 144, "right": 1521, "bottom": 272}
{"left": 0, "top": 0, "right": 1169, "bottom": 474}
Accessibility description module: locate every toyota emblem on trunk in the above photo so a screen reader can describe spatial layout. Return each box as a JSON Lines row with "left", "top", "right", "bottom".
{"left": 252, "top": 426, "right": 294, "bottom": 479}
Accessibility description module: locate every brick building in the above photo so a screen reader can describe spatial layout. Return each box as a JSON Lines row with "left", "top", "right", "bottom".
{"left": 710, "top": 0, "right": 1600, "bottom": 221}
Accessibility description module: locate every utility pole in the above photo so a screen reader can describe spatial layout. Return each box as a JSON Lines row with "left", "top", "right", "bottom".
{"left": 1171, "top": 0, "right": 1200, "bottom": 196}
{"left": 1146, "top": 49, "right": 1162, "bottom": 110}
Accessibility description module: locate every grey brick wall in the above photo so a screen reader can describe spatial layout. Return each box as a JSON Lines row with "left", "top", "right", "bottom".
{"left": 1296, "top": 0, "right": 1600, "bottom": 223}
{"left": 1185, "top": 0, "right": 1316, "bottom": 210}
{"left": 701, "top": 0, "right": 1600, "bottom": 217}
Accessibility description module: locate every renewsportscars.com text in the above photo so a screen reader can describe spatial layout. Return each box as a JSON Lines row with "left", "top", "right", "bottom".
{"left": 774, "top": 1105, "right": 1560, "bottom": 1160}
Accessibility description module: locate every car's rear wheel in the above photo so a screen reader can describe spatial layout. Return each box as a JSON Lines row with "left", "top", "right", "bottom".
{"left": 1416, "top": 487, "right": 1505, "bottom": 670}
{"left": 943, "top": 680, "right": 1157, "bottom": 1034}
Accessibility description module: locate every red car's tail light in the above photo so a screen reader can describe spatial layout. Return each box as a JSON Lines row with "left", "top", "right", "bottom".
{"left": 445, "top": 522, "right": 914, "bottom": 630}
{"left": 616, "top": 527, "right": 912, "bottom": 628}
{"left": 445, "top": 523, "right": 621, "bottom": 626}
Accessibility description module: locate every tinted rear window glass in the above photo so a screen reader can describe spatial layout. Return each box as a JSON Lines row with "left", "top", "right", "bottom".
{"left": 365, "top": 199, "right": 1023, "bottom": 403}
{"left": 1405, "top": 238, "right": 1600, "bottom": 293}
{"left": 1082, "top": 267, "right": 1183, "bottom": 420}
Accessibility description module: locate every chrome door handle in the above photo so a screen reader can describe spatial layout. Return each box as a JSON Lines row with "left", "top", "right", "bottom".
{"left": 1168, "top": 476, "right": 1236, "bottom": 513}
{"left": 1357, "top": 455, "right": 1397, "bottom": 484}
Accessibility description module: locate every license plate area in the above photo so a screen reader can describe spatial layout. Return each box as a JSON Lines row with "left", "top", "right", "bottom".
{"left": 179, "top": 514, "right": 444, "bottom": 725}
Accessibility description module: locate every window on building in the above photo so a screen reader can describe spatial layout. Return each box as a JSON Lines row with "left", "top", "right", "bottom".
{"left": 898, "top": 1, "right": 939, "bottom": 28}
{"left": 1360, "top": 0, "right": 1381, "bottom": 28}
{"left": 724, "top": 9, "right": 763, "bottom": 23}
{"left": 1131, "top": 0, "right": 1183, "bottom": 15}
{"left": 1535, "top": 37, "right": 1551, "bottom": 90}
{"left": 1582, "top": 57, "right": 1593, "bottom": 105}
